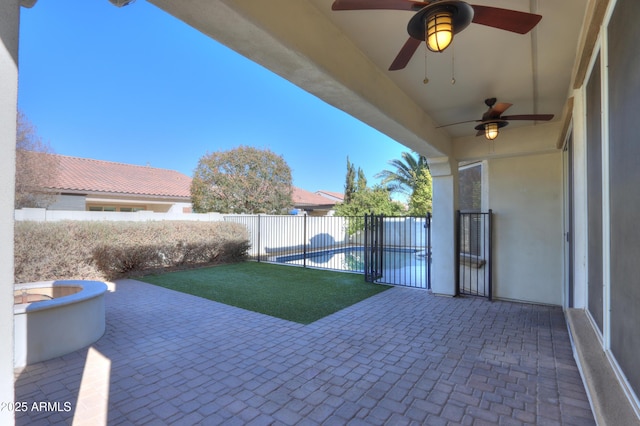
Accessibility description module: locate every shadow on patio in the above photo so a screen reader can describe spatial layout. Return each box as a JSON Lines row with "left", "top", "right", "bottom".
{"left": 15, "top": 279, "right": 594, "bottom": 425}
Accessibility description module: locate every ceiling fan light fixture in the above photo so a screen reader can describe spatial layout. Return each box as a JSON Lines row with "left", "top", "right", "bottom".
{"left": 407, "top": 2, "right": 473, "bottom": 57}
{"left": 425, "top": 9, "right": 454, "bottom": 52}
{"left": 484, "top": 122, "right": 499, "bottom": 140}
{"left": 475, "top": 118, "right": 508, "bottom": 140}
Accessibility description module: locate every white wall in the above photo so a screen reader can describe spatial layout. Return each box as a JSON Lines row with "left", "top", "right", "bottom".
{"left": 0, "top": 1, "right": 19, "bottom": 424}
{"left": 489, "top": 152, "right": 564, "bottom": 305}
{"left": 453, "top": 121, "right": 564, "bottom": 305}
{"left": 167, "top": 202, "right": 192, "bottom": 214}
{"left": 224, "top": 215, "right": 352, "bottom": 257}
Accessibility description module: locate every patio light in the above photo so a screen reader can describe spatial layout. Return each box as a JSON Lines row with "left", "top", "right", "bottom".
{"left": 484, "top": 122, "right": 499, "bottom": 140}
{"left": 425, "top": 10, "right": 454, "bottom": 52}
{"left": 475, "top": 119, "right": 509, "bottom": 140}
{"left": 407, "top": 2, "right": 473, "bottom": 54}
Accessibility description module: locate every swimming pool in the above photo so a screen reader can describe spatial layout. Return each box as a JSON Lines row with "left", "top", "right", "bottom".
{"left": 273, "top": 246, "right": 428, "bottom": 288}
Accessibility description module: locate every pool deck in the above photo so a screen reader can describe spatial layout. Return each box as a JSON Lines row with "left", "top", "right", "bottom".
{"left": 15, "top": 279, "right": 595, "bottom": 425}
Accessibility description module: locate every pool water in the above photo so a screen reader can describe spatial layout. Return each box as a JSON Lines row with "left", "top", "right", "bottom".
{"left": 274, "top": 246, "right": 428, "bottom": 288}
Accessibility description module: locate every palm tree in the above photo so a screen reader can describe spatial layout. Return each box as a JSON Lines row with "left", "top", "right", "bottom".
{"left": 375, "top": 151, "right": 429, "bottom": 197}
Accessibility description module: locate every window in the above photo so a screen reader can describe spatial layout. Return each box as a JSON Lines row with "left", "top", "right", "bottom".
{"left": 458, "top": 163, "right": 484, "bottom": 256}
{"left": 459, "top": 163, "right": 482, "bottom": 211}
{"left": 88, "top": 206, "right": 145, "bottom": 212}
{"left": 88, "top": 206, "right": 116, "bottom": 212}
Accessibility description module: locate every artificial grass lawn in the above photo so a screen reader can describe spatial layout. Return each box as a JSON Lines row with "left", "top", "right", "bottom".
{"left": 140, "top": 262, "right": 391, "bottom": 324}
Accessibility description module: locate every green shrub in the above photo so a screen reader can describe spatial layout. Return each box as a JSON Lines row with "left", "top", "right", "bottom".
{"left": 14, "top": 221, "right": 250, "bottom": 282}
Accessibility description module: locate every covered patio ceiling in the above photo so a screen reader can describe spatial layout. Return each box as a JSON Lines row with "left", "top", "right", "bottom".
{"left": 146, "top": 0, "right": 587, "bottom": 159}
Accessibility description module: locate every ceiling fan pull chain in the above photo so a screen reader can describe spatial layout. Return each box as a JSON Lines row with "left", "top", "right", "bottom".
{"left": 423, "top": 40, "right": 429, "bottom": 84}
{"left": 451, "top": 45, "right": 456, "bottom": 85}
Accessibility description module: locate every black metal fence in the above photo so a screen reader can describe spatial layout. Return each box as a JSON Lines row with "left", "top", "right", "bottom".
{"left": 364, "top": 213, "right": 431, "bottom": 289}
{"left": 456, "top": 210, "right": 493, "bottom": 299}
{"left": 223, "top": 214, "right": 431, "bottom": 289}
{"left": 364, "top": 214, "right": 383, "bottom": 283}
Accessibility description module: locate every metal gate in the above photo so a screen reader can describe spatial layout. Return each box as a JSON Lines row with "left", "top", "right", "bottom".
{"left": 364, "top": 213, "right": 431, "bottom": 289}
{"left": 364, "top": 214, "right": 383, "bottom": 282}
{"left": 456, "top": 210, "right": 493, "bottom": 299}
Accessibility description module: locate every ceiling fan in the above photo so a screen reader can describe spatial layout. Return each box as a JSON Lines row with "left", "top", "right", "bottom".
{"left": 437, "top": 98, "right": 554, "bottom": 140}
{"left": 331, "top": 0, "right": 542, "bottom": 70}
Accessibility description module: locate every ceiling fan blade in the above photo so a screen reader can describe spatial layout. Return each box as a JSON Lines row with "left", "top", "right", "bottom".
{"left": 332, "top": 0, "right": 428, "bottom": 11}
{"left": 493, "top": 102, "right": 512, "bottom": 114}
{"left": 436, "top": 119, "right": 480, "bottom": 128}
{"left": 490, "top": 102, "right": 512, "bottom": 117}
{"left": 470, "top": 5, "right": 542, "bottom": 34}
{"left": 389, "top": 37, "right": 421, "bottom": 70}
{"left": 482, "top": 102, "right": 512, "bottom": 120}
{"left": 502, "top": 114, "right": 554, "bottom": 121}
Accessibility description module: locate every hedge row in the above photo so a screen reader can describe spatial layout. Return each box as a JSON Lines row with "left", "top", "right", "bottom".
{"left": 14, "top": 221, "right": 250, "bottom": 282}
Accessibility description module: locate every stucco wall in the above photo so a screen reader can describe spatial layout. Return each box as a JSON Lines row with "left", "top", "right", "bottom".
{"left": 489, "top": 152, "right": 563, "bottom": 305}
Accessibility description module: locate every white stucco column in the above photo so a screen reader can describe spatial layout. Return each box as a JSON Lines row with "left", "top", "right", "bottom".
{"left": 0, "top": 1, "right": 19, "bottom": 424}
{"left": 429, "top": 157, "right": 458, "bottom": 296}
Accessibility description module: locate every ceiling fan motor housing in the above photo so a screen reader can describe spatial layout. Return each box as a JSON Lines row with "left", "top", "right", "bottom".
{"left": 407, "top": 0, "right": 474, "bottom": 41}
{"left": 475, "top": 119, "right": 509, "bottom": 132}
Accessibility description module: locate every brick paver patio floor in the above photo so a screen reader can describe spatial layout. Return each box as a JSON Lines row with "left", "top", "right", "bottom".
{"left": 15, "top": 278, "right": 595, "bottom": 425}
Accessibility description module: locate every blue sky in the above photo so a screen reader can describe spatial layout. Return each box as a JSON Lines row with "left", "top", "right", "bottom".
{"left": 17, "top": 1, "right": 412, "bottom": 197}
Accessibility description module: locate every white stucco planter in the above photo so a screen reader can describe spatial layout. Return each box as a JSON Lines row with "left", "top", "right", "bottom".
{"left": 14, "top": 280, "right": 107, "bottom": 368}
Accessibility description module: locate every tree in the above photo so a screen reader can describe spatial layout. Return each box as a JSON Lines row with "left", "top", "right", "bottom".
{"left": 15, "top": 111, "right": 60, "bottom": 208}
{"left": 408, "top": 167, "right": 432, "bottom": 216}
{"left": 334, "top": 185, "right": 404, "bottom": 218}
{"left": 375, "top": 151, "right": 431, "bottom": 214}
{"left": 335, "top": 161, "right": 404, "bottom": 234}
{"left": 191, "top": 146, "right": 293, "bottom": 214}
{"left": 336, "top": 160, "right": 403, "bottom": 218}
{"left": 375, "top": 151, "right": 429, "bottom": 197}
{"left": 334, "top": 157, "right": 402, "bottom": 216}
{"left": 356, "top": 167, "right": 367, "bottom": 192}
{"left": 344, "top": 157, "right": 356, "bottom": 204}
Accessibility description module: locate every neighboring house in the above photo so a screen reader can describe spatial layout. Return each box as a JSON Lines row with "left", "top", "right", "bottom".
{"left": 23, "top": 153, "right": 340, "bottom": 216}
{"left": 32, "top": 153, "right": 192, "bottom": 213}
{"left": 292, "top": 187, "right": 341, "bottom": 216}
{"left": 314, "top": 190, "right": 344, "bottom": 203}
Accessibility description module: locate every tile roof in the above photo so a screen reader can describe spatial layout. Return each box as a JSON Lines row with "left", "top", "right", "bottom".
{"left": 315, "top": 190, "right": 344, "bottom": 202}
{"left": 292, "top": 186, "right": 338, "bottom": 206}
{"left": 30, "top": 152, "right": 192, "bottom": 198}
